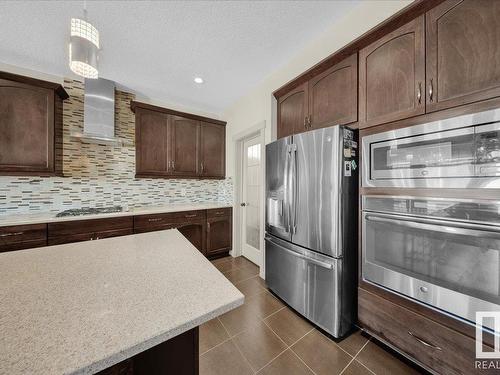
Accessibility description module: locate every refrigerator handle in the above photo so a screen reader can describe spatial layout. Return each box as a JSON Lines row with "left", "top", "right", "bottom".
{"left": 283, "top": 145, "right": 291, "bottom": 232}
{"left": 290, "top": 144, "right": 297, "bottom": 234}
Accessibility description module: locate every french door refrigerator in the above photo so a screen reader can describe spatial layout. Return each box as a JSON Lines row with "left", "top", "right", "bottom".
{"left": 265, "top": 125, "right": 358, "bottom": 338}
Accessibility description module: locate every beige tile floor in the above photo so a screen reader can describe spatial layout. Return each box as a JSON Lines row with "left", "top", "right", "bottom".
{"left": 200, "top": 256, "right": 427, "bottom": 375}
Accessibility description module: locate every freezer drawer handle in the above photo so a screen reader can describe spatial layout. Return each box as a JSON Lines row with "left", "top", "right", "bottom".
{"left": 265, "top": 236, "right": 333, "bottom": 269}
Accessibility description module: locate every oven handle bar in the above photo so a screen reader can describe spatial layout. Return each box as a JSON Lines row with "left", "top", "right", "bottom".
{"left": 364, "top": 212, "right": 500, "bottom": 238}
{"left": 265, "top": 236, "right": 334, "bottom": 270}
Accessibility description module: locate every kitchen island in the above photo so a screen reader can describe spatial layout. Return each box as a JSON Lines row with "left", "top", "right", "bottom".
{"left": 0, "top": 229, "right": 244, "bottom": 374}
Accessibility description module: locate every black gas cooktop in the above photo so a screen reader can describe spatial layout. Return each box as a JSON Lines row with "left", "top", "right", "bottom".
{"left": 55, "top": 206, "right": 123, "bottom": 217}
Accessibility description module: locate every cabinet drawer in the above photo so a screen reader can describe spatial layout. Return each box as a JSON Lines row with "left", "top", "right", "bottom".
{"left": 48, "top": 217, "right": 133, "bottom": 238}
{"left": 134, "top": 210, "right": 206, "bottom": 230}
{"left": 358, "top": 288, "right": 492, "bottom": 375}
{"left": 0, "top": 224, "right": 47, "bottom": 252}
{"left": 207, "top": 207, "right": 231, "bottom": 218}
{"left": 134, "top": 223, "right": 177, "bottom": 234}
{"left": 48, "top": 228, "right": 133, "bottom": 246}
{"left": 134, "top": 212, "right": 178, "bottom": 231}
{"left": 171, "top": 210, "right": 206, "bottom": 221}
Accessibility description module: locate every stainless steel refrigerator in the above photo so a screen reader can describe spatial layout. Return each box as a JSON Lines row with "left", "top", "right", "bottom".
{"left": 265, "top": 125, "right": 358, "bottom": 338}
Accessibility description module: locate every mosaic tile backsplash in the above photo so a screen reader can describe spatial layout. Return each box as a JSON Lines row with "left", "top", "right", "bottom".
{"left": 0, "top": 79, "right": 232, "bottom": 216}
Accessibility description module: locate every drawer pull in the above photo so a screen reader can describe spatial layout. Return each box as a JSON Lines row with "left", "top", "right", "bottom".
{"left": 185, "top": 214, "right": 198, "bottom": 218}
{"left": 408, "top": 331, "right": 442, "bottom": 351}
{"left": 148, "top": 218, "right": 163, "bottom": 222}
{"left": 0, "top": 231, "right": 24, "bottom": 237}
{"left": 215, "top": 211, "right": 224, "bottom": 215}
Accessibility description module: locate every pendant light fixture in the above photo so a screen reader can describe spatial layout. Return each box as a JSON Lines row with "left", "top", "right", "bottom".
{"left": 69, "top": 1, "right": 100, "bottom": 79}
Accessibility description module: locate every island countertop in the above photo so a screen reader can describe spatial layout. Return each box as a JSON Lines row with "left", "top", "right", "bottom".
{"left": 0, "top": 229, "right": 244, "bottom": 375}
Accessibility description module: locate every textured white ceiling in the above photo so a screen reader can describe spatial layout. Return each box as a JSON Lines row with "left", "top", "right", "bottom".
{"left": 0, "top": 1, "right": 359, "bottom": 114}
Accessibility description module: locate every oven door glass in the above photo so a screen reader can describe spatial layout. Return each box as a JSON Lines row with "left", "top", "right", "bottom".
{"left": 476, "top": 123, "right": 500, "bottom": 177}
{"left": 370, "top": 127, "right": 475, "bottom": 180}
{"left": 362, "top": 212, "right": 500, "bottom": 327}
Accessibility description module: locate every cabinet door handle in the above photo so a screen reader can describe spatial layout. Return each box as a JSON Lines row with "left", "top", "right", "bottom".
{"left": 304, "top": 116, "right": 308, "bottom": 129}
{"left": 429, "top": 79, "right": 434, "bottom": 102}
{"left": 0, "top": 231, "right": 24, "bottom": 238}
{"left": 172, "top": 161, "right": 175, "bottom": 171}
{"left": 207, "top": 222, "right": 211, "bottom": 232}
{"left": 148, "top": 218, "right": 163, "bottom": 222}
{"left": 307, "top": 115, "right": 312, "bottom": 128}
{"left": 408, "top": 331, "right": 442, "bottom": 351}
{"left": 185, "top": 214, "right": 197, "bottom": 218}
{"left": 417, "top": 82, "right": 422, "bottom": 104}
{"left": 201, "top": 162, "right": 204, "bottom": 174}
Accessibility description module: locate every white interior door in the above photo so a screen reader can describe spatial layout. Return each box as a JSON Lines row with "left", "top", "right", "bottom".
{"left": 241, "top": 136, "right": 262, "bottom": 265}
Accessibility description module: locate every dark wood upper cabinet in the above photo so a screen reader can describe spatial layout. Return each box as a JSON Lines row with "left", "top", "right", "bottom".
{"left": 276, "top": 53, "right": 357, "bottom": 139}
{"left": 135, "top": 108, "right": 169, "bottom": 177}
{"left": 169, "top": 116, "right": 200, "bottom": 177}
{"left": 0, "top": 72, "right": 67, "bottom": 175}
{"left": 359, "top": 15, "right": 425, "bottom": 128}
{"left": 277, "top": 82, "right": 308, "bottom": 138}
{"left": 200, "top": 122, "right": 225, "bottom": 178}
{"left": 309, "top": 53, "right": 358, "bottom": 130}
{"left": 426, "top": 0, "right": 500, "bottom": 112}
{"left": 132, "top": 101, "right": 226, "bottom": 179}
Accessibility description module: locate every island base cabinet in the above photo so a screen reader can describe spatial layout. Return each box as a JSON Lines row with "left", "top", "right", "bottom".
{"left": 97, "top": 327, "right": 199, "bottom": 375}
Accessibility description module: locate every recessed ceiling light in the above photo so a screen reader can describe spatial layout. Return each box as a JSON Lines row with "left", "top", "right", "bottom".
{"left": 194, "top": 77, "right": 204, "bottom": 84}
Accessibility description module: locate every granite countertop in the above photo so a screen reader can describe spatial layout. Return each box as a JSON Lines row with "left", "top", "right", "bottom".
{"left": 0, "top": 202, "right": 232, "bottom": 227}
{"left": 0, "top": 229, "right": 244, "bottom": 374}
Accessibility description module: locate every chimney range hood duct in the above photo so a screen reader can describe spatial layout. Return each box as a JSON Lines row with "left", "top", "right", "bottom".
{"left": 71, "top": 78, "right": 131, "bottom": 146}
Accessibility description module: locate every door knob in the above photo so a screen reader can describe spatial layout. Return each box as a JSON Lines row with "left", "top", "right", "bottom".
{"left": 240, "top": 203, "right": 246, "bottom": 207}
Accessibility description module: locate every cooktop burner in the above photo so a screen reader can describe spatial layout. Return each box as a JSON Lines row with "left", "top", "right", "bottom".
{"left": 56, "top": 206, "right": 123, "bottom": 217}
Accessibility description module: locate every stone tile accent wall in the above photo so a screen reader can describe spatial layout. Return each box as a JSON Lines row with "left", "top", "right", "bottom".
{"left": 0, "top": 79, "right": 232, "bottom": 216}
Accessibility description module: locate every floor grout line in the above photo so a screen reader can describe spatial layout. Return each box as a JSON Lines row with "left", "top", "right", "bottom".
{"left": 338, "top": 356, "right": 357, "bottom": 375}
{"left": 353, "top": 336, "right": 372, "bottom": 359}
{"left": 230, "top": 272, "right": 262, "bottom": 286}
{"left": 198, "top": 336, "right": 232, "bottom": 356}
{"left": 261, "top": 305, "right": 286, "bottom": 320}
{"left": 217, "top": 316, "right": 257, "bottom": 373}
{"left": 290, "top": 348, "right": 319, "bottom": 375}
{"left": 261, "top": 318, "right": 319, "bottom": 374}
{"left": 351, "top": 338, "right": 377, "bottom": 375}
{"left": 338, "top": 335, "right": 372, "bottom": 375}
{"left": 253, "top": 347, "right": 289, "bottom": 374}
{"left": 312, "top": 326, "right": 358, "bottom": 359}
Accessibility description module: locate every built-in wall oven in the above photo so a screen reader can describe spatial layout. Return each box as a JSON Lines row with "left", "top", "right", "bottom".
{"left": 362, "top": 195, "right": 500, "bottom": 331}
{"left": 362, "top": 108, "right": 500, "bottom": 188}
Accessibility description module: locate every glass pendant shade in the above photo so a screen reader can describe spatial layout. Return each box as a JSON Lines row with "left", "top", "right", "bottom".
{"left": 69, "top": 18, "right": 99, "bottom": 79}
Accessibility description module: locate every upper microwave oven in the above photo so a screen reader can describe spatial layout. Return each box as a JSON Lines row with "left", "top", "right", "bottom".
{"left": 362, "top": 108, "right": 500, "bottom": 188}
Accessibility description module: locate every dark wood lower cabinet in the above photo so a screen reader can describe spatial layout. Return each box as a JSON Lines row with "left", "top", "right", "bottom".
{"left": 97, "top": 327, "right": 198, "bottom": 375}
{"left": 2, "top": 207, "right": 231, "bottom": 259}
{"left": 0, "top": 223, "right": 47, "bottom": 253}
{"left": 206, "top": 210, "right": 232, "bottom": 258}
{"left": 177, "top": 221, "right": 206, "bottom": 255}
{"left": 134, "top": 208, "right": 231, "bottom": 258}
{"left": 358, "top": 288, "right": 496, "bottom": 375}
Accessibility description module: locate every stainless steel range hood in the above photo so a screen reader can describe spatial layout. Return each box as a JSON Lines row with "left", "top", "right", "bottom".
{"left": 71, "top": 78, "right": 130, "bottom": 146}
